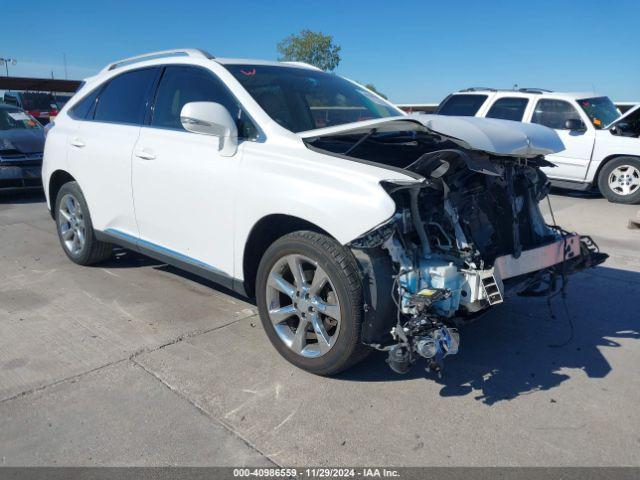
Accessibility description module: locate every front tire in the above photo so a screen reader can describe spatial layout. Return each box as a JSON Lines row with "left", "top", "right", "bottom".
{"left": 597, "top": 156, "right": 640, "bottom": 204}
{"left": 54, "top": 181, "right": 113, "bottom": 265}
{"left": 256, "top": 231, "right": 369, "bottom": 375}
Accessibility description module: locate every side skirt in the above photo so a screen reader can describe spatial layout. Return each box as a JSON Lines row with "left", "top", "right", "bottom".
{"left": 94, "top": 229, "right": 248, "bottom": 297}
{"left": 548, "top": 178, "right": 593, "bottom": 192}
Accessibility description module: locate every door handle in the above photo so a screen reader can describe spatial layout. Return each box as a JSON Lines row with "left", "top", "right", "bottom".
{"left": 70, "top": 138, "right": 85, "bottom": 148}
{"left": 134, "top": 149, "right": 156, "bottom": 160}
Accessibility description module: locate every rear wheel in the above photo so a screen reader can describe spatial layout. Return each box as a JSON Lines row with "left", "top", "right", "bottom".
{"left": 597, "top": 156, "right": 640, "bottom": 204}
{"left": 256, "top": 231, "right": 369, "bottom": 375}
{"left": 55, "top": 182, "right": 112, "bottom": 265}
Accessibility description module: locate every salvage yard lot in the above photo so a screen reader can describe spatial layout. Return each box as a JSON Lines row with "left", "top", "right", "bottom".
{"left": 0, "top": 191, "right": 639, "bottom": 466}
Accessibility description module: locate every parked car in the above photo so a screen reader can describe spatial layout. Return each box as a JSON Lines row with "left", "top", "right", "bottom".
{"left": 0, "top": 103, "right": 45, "bottom": 191}
{"left": 3, "top": 92, "right": 60, "bottom": 125}
{"left": 436, "top": 88, "right": 640, "bottom": 204}
{"left": 42, "top": 49, "right": 606, "bottom": 376}
{"left": 53, "top": 93, "right": 76, "bottom": 109}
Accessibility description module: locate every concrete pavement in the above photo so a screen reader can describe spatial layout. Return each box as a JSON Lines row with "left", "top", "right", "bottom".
{"left": 0, "top": 190, "right": 638, "bottom": 466}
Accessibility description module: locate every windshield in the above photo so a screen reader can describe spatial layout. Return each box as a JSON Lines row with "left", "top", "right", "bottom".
{"left": 577, "top": 96, "right": 620, "bottom": 128}
{"left": 225, "top": 64, "right": 401, "bottom": 132}
{"left": 0, "top": 108, "right": 42, "bottom": 131}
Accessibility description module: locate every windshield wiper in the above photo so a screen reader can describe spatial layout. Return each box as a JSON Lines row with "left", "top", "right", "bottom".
{"left": 343, "top": 128, "right": 377, "bottom": 156}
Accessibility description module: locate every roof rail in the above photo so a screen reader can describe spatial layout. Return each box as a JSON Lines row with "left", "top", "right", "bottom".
{"left": 518, "top": 87, "right": 553, "bottom": 94}
{"left": 101, "top": 48, "right": 215, "bottom": 73}
{"left": 459, "top": 87, "right": 497, "bottom": 92}
{"left": 459, "top": 87, "right": 554, "bottom": 95}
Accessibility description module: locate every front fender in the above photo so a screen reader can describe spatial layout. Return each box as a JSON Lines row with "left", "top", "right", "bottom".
{"left": 588, "top": 132, "right": 640, "bottom": 182}
{"left": 233, "top": 141, "right": 413, "bottom": 281}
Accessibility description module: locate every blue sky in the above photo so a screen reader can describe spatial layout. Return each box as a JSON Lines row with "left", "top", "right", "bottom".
{"left": 3, "top": 0, "right": 639, "bottom": 103}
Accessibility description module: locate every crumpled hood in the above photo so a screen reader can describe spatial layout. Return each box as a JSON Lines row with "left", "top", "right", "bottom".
{"left": 607, "top": 104, "right": 640, "bottom": 129}
{"left": 0, "top": 128, "right": 45, "bottom": 155}
{"left": 412, "top": 114, "right": 564, "bottom": 157}
{"left": 299, "top": 113, "right": 564, "bottom": 158}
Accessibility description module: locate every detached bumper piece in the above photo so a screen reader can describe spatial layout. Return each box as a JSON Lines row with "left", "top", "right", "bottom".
{"left": 568, "top": 235, "right": 608, "bottom": 272}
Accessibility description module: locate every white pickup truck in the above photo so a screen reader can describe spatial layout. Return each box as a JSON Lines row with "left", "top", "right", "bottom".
{"left": 436, "top": 88, "right": 640, "bottom": 204}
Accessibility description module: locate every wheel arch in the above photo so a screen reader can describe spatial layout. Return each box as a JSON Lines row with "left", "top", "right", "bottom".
{"left": 241, "top": 214, "right": 332, "bottom": 298}
{"left": 592, "top": 154, "right": 640, "bottom": 185}
{"left": 48, "top": 170, "right": 77, "bottom": 218}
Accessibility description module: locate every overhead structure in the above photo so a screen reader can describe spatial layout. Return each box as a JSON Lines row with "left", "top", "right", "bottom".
{"left": 0, "top": 76, "right": 82, "bottom": 93}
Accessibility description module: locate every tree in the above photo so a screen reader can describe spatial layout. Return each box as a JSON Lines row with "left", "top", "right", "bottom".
{"left": 277, "top": 29, "right": 341, "bottom": 71}
{"left": 364, "top": 83, "right": 387, "bottom": 100}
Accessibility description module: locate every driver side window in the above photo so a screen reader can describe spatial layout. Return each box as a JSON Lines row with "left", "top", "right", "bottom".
{"left": 151, "top": 66, "right": 257, "bottom": 139}
{"left": 531, "top": 99, "right": 581, "bottom": 130}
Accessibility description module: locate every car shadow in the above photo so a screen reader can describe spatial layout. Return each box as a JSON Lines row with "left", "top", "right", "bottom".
{"left": 97, "top": 249, "right": 639, "bottom": 405}
{"left": 155, "top": 263, "right": 250, "bottom": 303}
{"left": 99, "top": 247, "right": 164, "bottom": 269}
{"left": 99, "top": 248, "right": 251, "bottom": 303}
{"left": 550, "top": 187, "right": 601, "bottom": 200}
{"left": 337, "top": 266, "right": 639, "bottom": 405}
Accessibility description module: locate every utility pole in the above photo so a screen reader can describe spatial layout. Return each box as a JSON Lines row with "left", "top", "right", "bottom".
{"left": 0, "top": 57, "right": 17, "bottom": 76}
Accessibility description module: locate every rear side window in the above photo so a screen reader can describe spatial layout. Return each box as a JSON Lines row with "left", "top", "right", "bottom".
{"left": 69, "top": 88, "right": 101, "bottom": 120}
{"left": 437, "top": 94, "right": 488, "bottom": 116}
{"left": 151, "top": 66, "right": 257, "bottom": 138}
{"left": 486, "top": 97, "right": 529, "bottom": 121}
{"left": 93, "top": 68, "right": 158, "bottom": 125}
{"left": 531, "top": 99, "right": 581, "bottom": 130}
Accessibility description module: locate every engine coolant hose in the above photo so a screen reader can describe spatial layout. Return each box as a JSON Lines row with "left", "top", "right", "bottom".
{"left": 410, "top": 187, "right": 431, "bottom": 256}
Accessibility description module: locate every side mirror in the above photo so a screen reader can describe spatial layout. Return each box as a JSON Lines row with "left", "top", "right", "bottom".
{"left": 564, "top": 118, "right": 586, "bottom": 131}
{"left": 180, "top": 102, "right": 238, "bottom": 156}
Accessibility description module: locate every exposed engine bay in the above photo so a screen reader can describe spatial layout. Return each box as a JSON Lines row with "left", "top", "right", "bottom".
{"left": 304, "top": 115, "right": 608, "bottom": 375}
{"left": 610, "top": 106, "right": 640, "bottom": 138}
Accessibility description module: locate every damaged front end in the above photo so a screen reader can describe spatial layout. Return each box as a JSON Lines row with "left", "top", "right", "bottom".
{"left": 305, "top": 115, "right": 608, "bottom": 375}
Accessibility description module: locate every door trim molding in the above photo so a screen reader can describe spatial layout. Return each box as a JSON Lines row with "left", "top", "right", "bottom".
{"left": 95, "top": 228, "right": 247, "bottom": 296}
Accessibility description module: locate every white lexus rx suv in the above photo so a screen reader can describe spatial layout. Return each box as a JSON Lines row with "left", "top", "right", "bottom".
{"left": 436, "top": 88, "right": 640, "bottom": 204}
{"left": 43, "top": 49, "right": 606, "bottom": 376}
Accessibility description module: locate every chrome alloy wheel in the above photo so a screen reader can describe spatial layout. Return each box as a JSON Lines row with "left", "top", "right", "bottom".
{"left": 58, "top": 193, "right": 86, "bottom": 255}
{"left": 608, "top": 165, "right": 640, "bottom": 196}
{"left": 266, "top": 254, "right": 342, "bottom": 358}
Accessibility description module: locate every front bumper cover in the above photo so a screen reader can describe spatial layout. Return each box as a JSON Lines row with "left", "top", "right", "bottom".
{"left": 0, "top": 164, "right": 42, "bottom": 190}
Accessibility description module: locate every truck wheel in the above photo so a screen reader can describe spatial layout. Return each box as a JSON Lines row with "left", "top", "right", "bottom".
{"left": 597, "top": 157, "right": 640, "bottom": 204}
{"left": 55, "top": 182, "right": 113, "bottom": 265}
{"left": 256, "top": 231, "right": 370, "bottom": 375}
